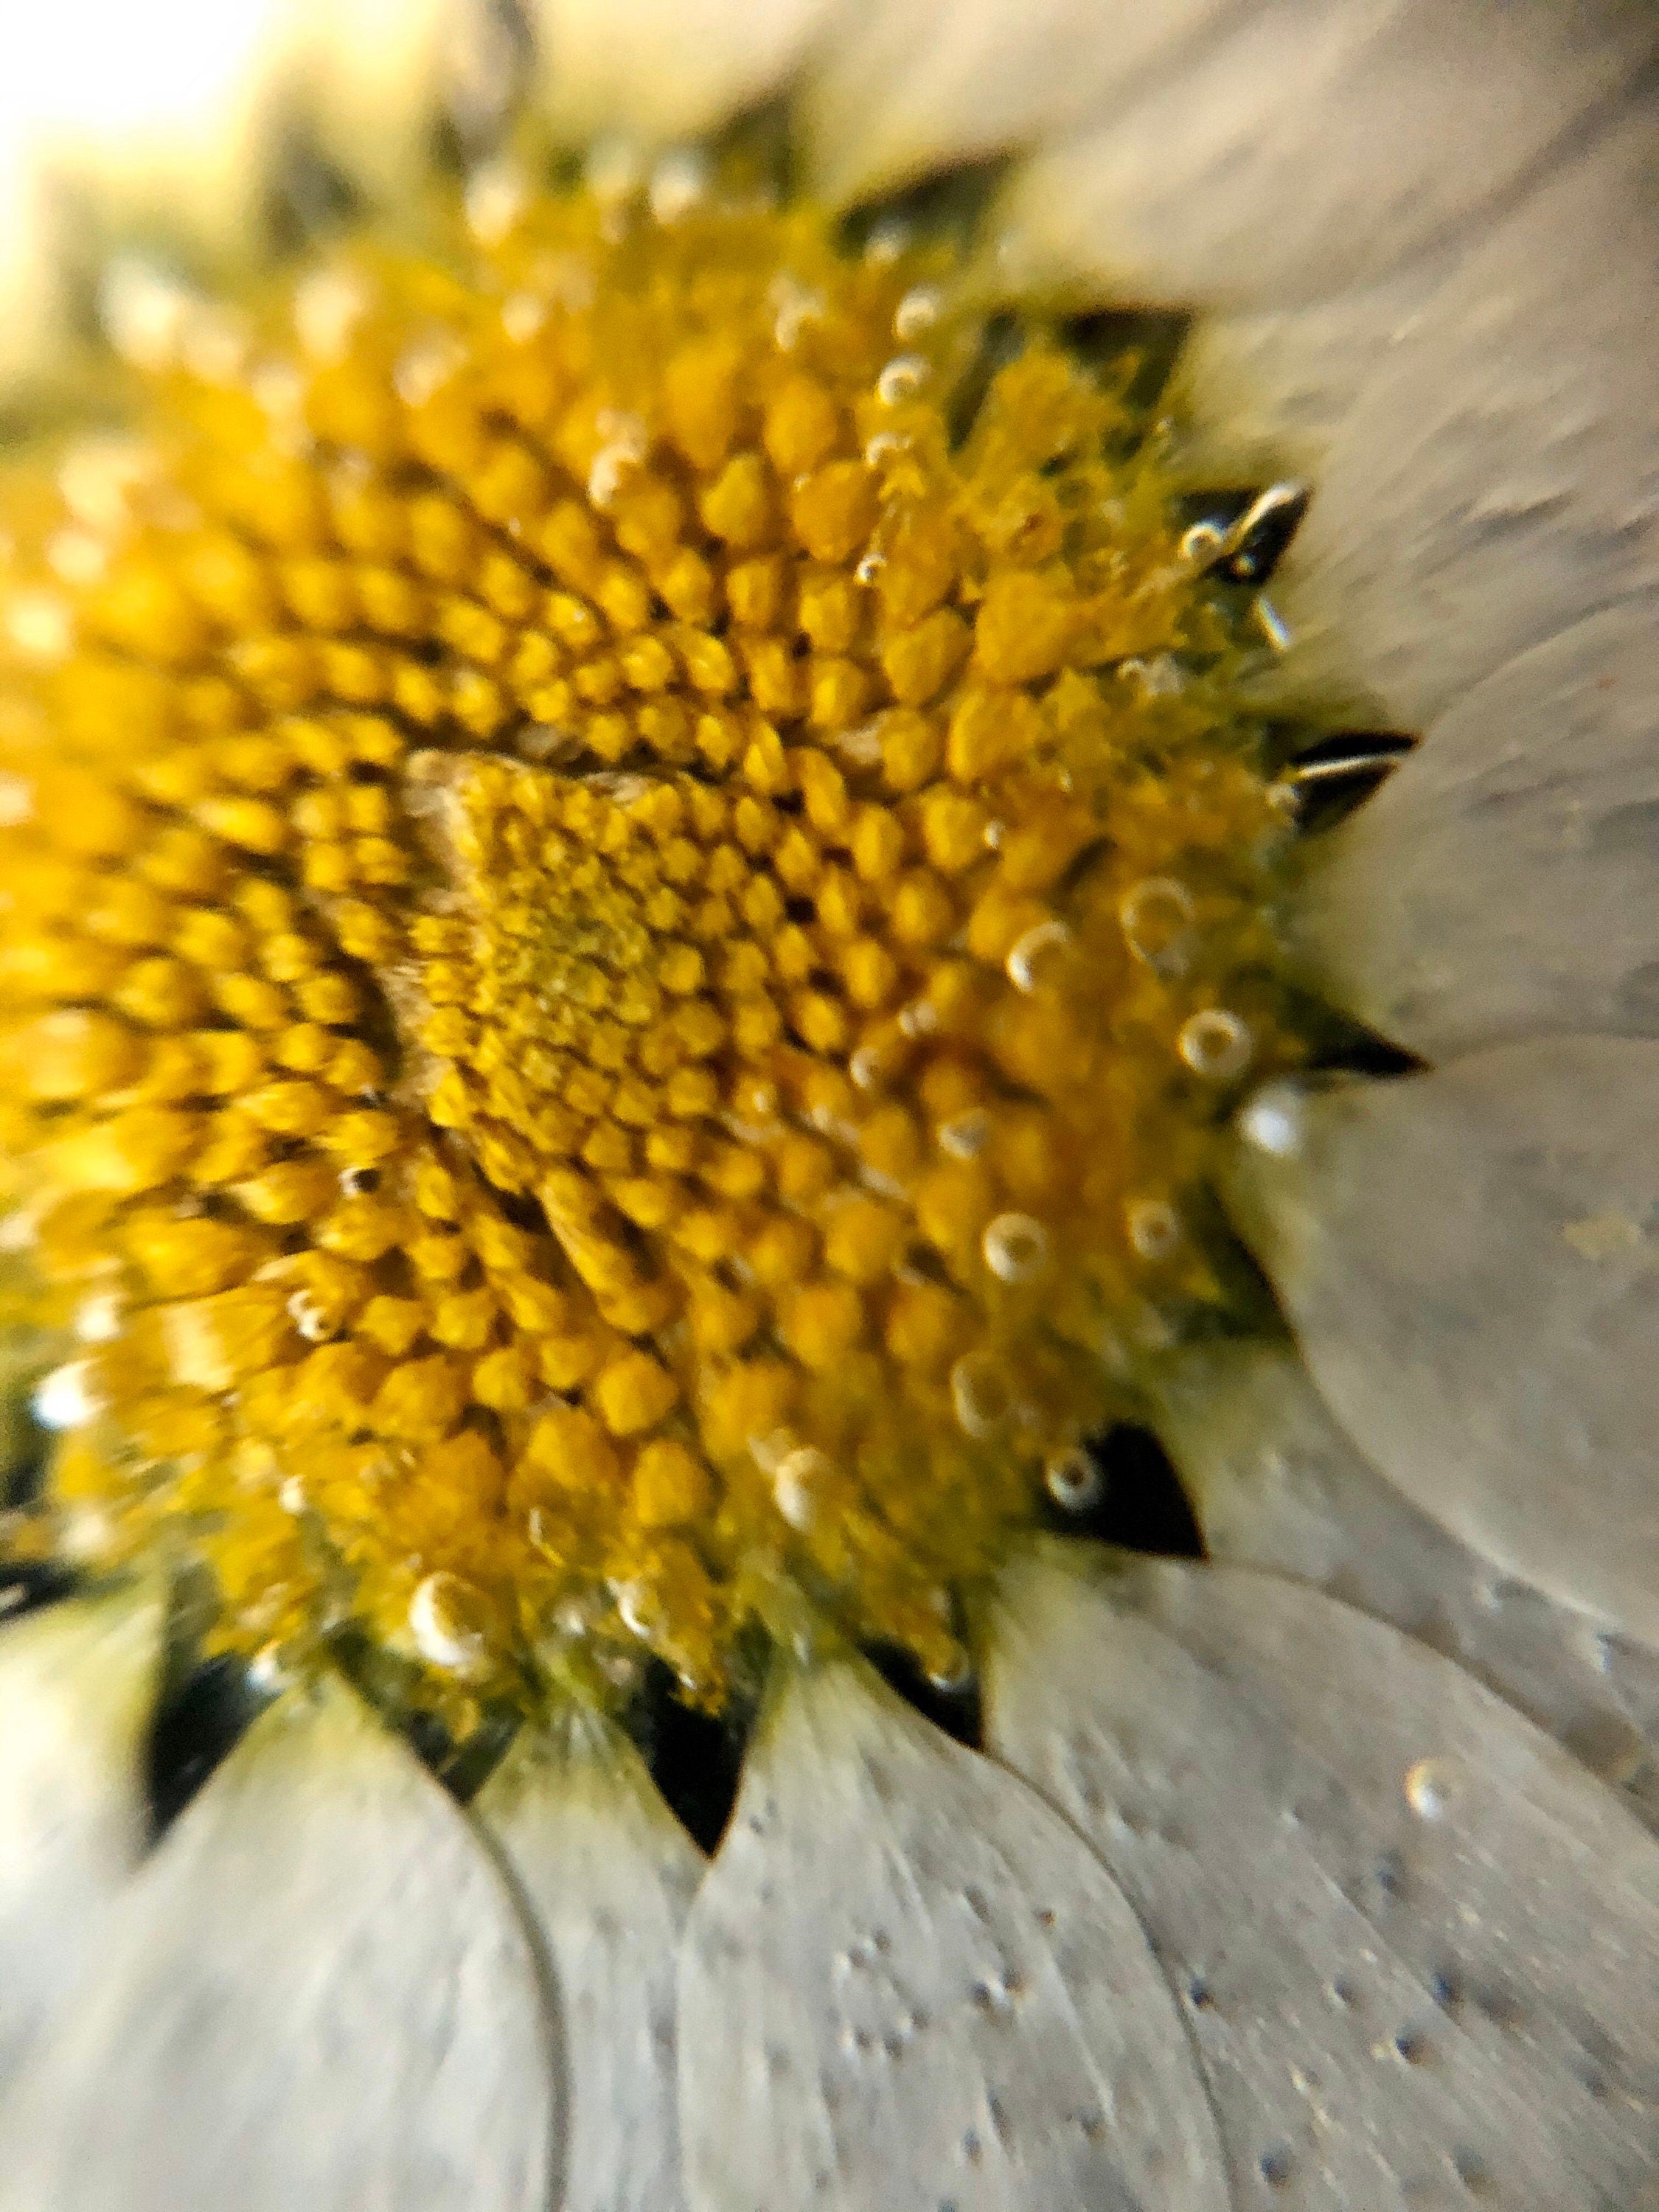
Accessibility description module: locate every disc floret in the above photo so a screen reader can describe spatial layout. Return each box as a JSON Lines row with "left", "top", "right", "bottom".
{"left": 0, "top": 169, "right": 1303, "bottom": 1722}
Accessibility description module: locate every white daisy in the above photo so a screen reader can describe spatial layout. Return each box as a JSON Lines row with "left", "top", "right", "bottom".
{"left": 1, "top": 4, "right": 1658, "bottom": 2208}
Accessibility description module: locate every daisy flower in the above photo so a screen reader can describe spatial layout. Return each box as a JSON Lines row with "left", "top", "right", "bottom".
{"left": 0, "top": 2, "right": 1657, "bottom": 2206}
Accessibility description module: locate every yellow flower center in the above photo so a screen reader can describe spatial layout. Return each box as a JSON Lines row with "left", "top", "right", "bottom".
{"left": 0, "top": 173, "right": 1305, "bottom": 1722}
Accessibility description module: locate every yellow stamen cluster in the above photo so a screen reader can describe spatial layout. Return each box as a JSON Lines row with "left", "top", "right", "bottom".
{"left": 0, "top": 175, "right": 1300, "bottom": 1719}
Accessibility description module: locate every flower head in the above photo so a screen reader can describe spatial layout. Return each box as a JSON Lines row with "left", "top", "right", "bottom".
{"left": 1, "top": 4, "right": 1658, "bottom": 2208}
{"left": 0, "top": 145, "right": 1331, "bottom": 1722}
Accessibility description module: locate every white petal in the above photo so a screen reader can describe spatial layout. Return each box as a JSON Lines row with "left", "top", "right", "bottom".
{"left": 800, "top": 0, "right": 1234, "bottom": 204}
{"left": 0, "top": 0, "right": 292, "bottom": 386}
{"left": 991, "top": 2, "right": 1656, "bottom": 310}
{"left": 0, "top": 150, "right": 66, "bottom": 389}
{"left": 475, "top": 1709, "right": 702, "bottom": 2212}
{"left": 1292, "top": 604, "right": 1659, "bottom": 1055}
{"left": 1166, "top": 251, "right": 1460, "bottom": 482}
{"left": 1148, "top": 1339, "right": 1659, "bottom": 1830}
{"left": 678, "top": 1647, "right": 1225, "bottom": 2212}
{"left": 0, "top": 1587, "right": 163, "bottom": 2082}
{"left": 0, "top": 1672, "right": 555, "bottom": 2211}
{"left": 526, "top": 0, "right": 838, "bottom": 147}
{"left": 6, "top": 0, "right": 292, "bottom": 253}
{"left": 987, "top": 1545, "right": 1659, "bottom": 2208}
{"left": 1274, "top": 100, "right": 1659, "bottom": 727}
{"left": 1227, "top": 1040, "right": 1659, "bottom": 1646}
{"left": 279, "top": 0, "right": 464, "bottom": 203}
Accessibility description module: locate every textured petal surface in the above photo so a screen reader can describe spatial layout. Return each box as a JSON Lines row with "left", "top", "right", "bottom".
{"left": 988, "top": 1545, "right": 1659, "bottom": 2209}
{"left": 1149, "top": 1339, "right": 1659, "bottom": 1834}
{"left": 1227, "top": 1041, "right": 1659, "bottom": 1646}
{"left": 1274, "top": 100, "right": 1659, "bottom": 727}
{"left": 1291, "top": 605, "right": 1659, "bottom": 1054}
{"left": 0, "top": 1587, "right": 163, "bottom": 2082}
{"left": 801, "top": 0, "right": 1236, "bottom": 203}
{"left": 678, "top": 1647, "right": 1225, "bottom": 2212}
{"left": 528, "top": 0, "right": 842, "bottom": 146}
{"left": 991, "top": 0, "right": 1655, "bottom": 310}
{"left": 0, "top": 1673, "right": 554, "bottom": 2212}
{"left": 476, "top": 1710, "right": 702, "bottom": 2212}
{"left": 280, "top": 0, "right": 465, "bottom": 201}
{"left": 1166, "top": 252, "right": 1459, "bottom": 482}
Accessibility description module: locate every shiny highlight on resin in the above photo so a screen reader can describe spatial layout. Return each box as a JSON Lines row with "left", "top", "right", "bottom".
{"left": 0, "top": 167, "right": 1307, "bottom": 1722}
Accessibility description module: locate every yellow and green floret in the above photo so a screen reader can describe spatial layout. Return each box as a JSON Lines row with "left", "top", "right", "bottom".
{"left": 0, "top": 174, "right": 1307, "bottom": 1728}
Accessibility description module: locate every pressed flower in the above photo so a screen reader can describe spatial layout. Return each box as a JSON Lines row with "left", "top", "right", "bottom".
{"left": 1, "top": 4, "right": 1658, "bottom": 2210}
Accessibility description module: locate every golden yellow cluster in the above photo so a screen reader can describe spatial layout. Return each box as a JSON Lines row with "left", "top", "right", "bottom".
{"left": 0, "top": 172, "right": 1299, "bottom": 1721}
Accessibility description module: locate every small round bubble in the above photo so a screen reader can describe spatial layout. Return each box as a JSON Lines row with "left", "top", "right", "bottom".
{"left": 774, "top": 1447, "right": 832, "bottom": 1531}
{"left": 408, "top": 1571, "right": 490, "bottom": 1676}
{"left": 1006, "top": 919, "right": 1070, "bottom": 994}
{"left": 926, "top": 1639, "right": 974, "bottom": 1694}
{"left": 292, "top": 267, "right": 369, "bottom": 361}
{"left": 1119, "top": 877, "right": 1196, "bottom": 974}
{"left": 1179, "top": 518, "right": 1228, "bottom": 567}
{"left": 616, "top": 1578, "right": 666, "bottom": 1642}
{"left": 951, "top": 1353, "right": 1012, "bottom": 1439}
{"left": 586, "top": 413, "right": 649, "bottom": 509}
{"left": 1126, "top": 1198, "right": 1183, "bottom": 1262}
{"left": 1403, "top": 1756, "right": 1462, "bottom": 1820}
{"left": 894, "top": 287, "right": 942, "bottom": 340}
{"left": 1045, "top": 1448, "right": 1102, "bottom": 1512}
{"left": 74, "top": 1292, "right": 122, "bottom": 1343}
{"left": 1239, "top": 1080, "right": 1306, "bottom": 1158}
{"left": 983, "top": 1212, "right": 1049, "bottom": 1284}
{"left": 394, "top": 330, "right": 467, "bottom": 408}
{"left": 1179, "top": 1007, "right": 1254, "bottom": 1082}
{"left": 287, "top": 1290, "right": 333, "bottom": 1343}
{"left": 877, "top": 353, "right": 931, "bottom": 405}
{"left": 33, "top": 1361, "right": 98, "bottom": 1431}
{"left": 465, "top": 159, "right": 529, "bottom": 246}
{"left": 648, "top": 149, "right": 709, "bottom": 225}
{"left": 247, "top": 1643, "right": 293, "bottom": 1694}
{"left": 939, "top": 1110, "right": 990, "bottom": 1160}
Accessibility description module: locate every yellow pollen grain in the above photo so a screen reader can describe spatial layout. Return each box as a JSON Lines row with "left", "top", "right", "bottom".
{"left": 0, "top": 173, "right": 1306, "bottom": 1719}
